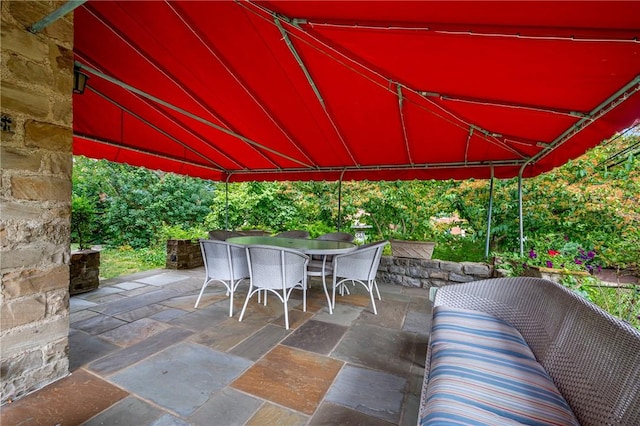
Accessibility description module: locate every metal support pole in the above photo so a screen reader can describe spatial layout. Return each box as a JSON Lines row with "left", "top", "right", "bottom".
{"left": 28, "top": 0, "right": 87, "bottom": 33}
{"left": 337, "top": 170, "right": 346, "bottom": 231}
{"left": 225, "top": 175, "right": 231, "bottom": 230}
{"left": 484, "top": 166, "right": 495, "bottom": 259}
{"left": 518, "top": 169, "right": 525, "bottom": 256}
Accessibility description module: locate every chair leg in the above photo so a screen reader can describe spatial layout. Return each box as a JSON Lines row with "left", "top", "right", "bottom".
{"left": 238, "top": 286, "right": 254, "bottom": 323}
{"left": 283, "top": 291, "right": 289, "bottom": 330}
{"left": 368, "top": 281, "right": 378, "bottom": 315}
{"left": 332, "top": 278, "right": 337, "bottom": 309}
{"left": 373, "top": 279, "right": 381, "bottom": 300}
{"left": 302, "top": 283, "right": 307, "bottom": 312}
{"left": 321, "top": 274, "right": 333, "bottom": 314}
{"left": 194, "top": 279, "right": 209, "bottom": 308}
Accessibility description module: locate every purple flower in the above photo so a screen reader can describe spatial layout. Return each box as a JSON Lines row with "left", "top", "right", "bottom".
{"left": 564, "top": 235, "right": 569, "bottom": 241}
{"left": 597, "top": 265, "right": 602, "bottom": 273}
{"left": 575, "top": 259, "right": 583, "bottom": 265}
{"left": 546, "top": 260, "right": 553, "bottom": 268}
{"left": 587, "top": 251, "right": 595, "bottom": 259}
{"left": 529, "top": 249, "right": 537, "bottom": 259}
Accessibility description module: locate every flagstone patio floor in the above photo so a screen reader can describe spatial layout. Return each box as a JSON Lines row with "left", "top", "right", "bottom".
{"left": 2, "top": 267, "right": 432, "bottom": 426}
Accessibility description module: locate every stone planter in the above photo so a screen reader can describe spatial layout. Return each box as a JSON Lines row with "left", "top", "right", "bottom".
{"left": 390, "top": 240, "right": 436, "bottom": 260}
{"left": 70, "top": 249, "right": 100, "bottom": 295}
{"left": 523, "top": 265, "right": 590, "bottom": 284}
{"left": 166, "top": 239, "right": 203, "bottom": 269}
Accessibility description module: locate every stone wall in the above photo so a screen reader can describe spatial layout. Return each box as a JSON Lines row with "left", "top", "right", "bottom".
{"left": 166, "top": 239, "right": 204, "bottom": 269}
{"left": 377, "top": 256, "right": 497, "bottom": 289}
{"left": 1, "top": 1, "right": 74, "bottom": 404}
{"left": 69, "top": 250, "right": 100, "bottom": 295}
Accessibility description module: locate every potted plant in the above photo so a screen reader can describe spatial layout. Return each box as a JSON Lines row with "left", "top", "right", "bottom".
{"left": 386, "top": 221, "right": 438, "bottom": 260}
{"left": 70, "top": 194, "right": 100, "bottom": 294}
{"left": 494, "top": 234, "right": 601, "bottom": 284}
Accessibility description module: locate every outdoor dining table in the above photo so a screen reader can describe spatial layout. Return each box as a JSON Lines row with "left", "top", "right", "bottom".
{"left": 226, "top": 236, "right": 356, "bottom": 256}
{"left": 226, "top": 236, "right": 357, "bottom": 314}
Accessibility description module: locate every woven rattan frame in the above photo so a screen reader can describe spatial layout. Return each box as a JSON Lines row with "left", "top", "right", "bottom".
{"left": 419, "top": 277, "right": 640, "bottom": 426}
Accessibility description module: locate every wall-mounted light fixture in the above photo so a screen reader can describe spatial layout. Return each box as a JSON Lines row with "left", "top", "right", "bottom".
{"left": 73, "top": 65, "right": 89, "bottom": 94}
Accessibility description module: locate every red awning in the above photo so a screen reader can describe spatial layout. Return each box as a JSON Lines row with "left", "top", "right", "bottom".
{"left": 73, "top": 1, "right": 640, "bottom": 182}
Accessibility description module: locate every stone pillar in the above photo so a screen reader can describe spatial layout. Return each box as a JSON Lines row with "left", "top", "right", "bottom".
{"left": 166, "top": 239, "right": 204, "bottom": 269}
{"left": 1, "top": 1, "right": 74, "bottom": 404}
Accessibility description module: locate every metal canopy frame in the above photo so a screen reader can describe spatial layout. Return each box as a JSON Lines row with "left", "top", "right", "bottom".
{"left": 67, "top": 1, "right": 640, "bottom": 250}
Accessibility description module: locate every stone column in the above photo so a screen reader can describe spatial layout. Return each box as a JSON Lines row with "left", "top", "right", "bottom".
{"left": 1, "top": 1, "right": 74, "bottom": 404}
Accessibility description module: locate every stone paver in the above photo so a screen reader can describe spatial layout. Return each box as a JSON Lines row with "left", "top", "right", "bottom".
{"left": 189, "top": 388, "right": 262, "bottom": 425}
{"left": 281, "top": 319, "right": 348, "bottom": 355}
{"left": 110, "top": 342, "right": 251, "bottom": 417}
{"left": 88, "top": 327, "right": 193, "bottom": 376}
{"left": 135, "top": 272, "right": 191, "bottom": 286}
{"left": 83, "top": 396, "right": 165, "bottom": 425}
{"left": 3, "top": 266, "right": 432, "bottom": 426}
{"left": 325, "top": 364, "right": 406, "bottom": 423}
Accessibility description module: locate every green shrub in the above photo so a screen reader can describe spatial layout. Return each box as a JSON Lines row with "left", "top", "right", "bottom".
{"left": 156, "top": 224, "right": 207, "bottom": 244}
{"left": 71, "top": 194, "right": 96, "bottom": 249}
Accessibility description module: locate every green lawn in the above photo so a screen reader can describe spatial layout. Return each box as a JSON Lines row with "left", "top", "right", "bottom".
{"left": 98, "top": 247, "right": 165, "bottom": 280}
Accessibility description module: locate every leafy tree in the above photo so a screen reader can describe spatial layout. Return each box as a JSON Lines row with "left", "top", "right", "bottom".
{"left": 72, "top": 130, "right": 639, "bottom": 270}
{"left": 72, "top": 157, "right": 216, "bottom": 249}
{"left": 71, "top": 194, "right": 96, "bottom": 249}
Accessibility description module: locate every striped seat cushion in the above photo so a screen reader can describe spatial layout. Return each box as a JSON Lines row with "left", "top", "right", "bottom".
{"left": 421, "top": 307, "right": 579, "bottom": 426}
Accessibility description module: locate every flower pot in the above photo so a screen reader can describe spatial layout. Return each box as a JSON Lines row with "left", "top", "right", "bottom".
{"left": 390, "top": 240, "right": 436, "bottom": 260}
{"left": 523, "top": 265, "right": 589, "bottom": 283}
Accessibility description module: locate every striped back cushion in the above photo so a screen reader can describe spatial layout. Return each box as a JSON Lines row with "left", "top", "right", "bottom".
{"left": 421, "top": 306, "right": 579, "bottom": 426}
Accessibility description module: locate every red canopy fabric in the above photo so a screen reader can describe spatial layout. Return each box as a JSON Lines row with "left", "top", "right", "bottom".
{"left": 72, "top": 1, "right": 640, "bottom": 182}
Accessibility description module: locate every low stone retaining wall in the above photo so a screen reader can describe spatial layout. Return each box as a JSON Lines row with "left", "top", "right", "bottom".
{"left": 162, "top": 241, "right": 497, "bottom": 288}
{"left": 377, "top": 256, "right": 498, "bottom": 289}
{"left": 166, "top": 239, "right": 203, "bottom": 269}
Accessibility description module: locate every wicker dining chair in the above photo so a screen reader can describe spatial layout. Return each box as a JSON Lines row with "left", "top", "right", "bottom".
{"left": 331, "top": 240, "right": 388, "bottom": 314}
{"left": 316, "top": 232, "right": 355, "bottom": 242}
{"left": 274, "top": 230, "right": 310, "bottom": 239}
{"left": 208, "top": 230, "right": 243, "bottom": 241}
{"left": 307, "top": 232, "right": 355, "bottom": 313}
{"left": 239, "top": 245, "right": 309, "bottom": 329}
{"left": 196, "top": 239, "right": 250, "bottom": 317}
{"left": 312, "top": 231, "right": 355, "bottom": 261}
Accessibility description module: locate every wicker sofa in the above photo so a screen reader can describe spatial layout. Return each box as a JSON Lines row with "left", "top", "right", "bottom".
{"left": 419, "top": 277, "right": 640, "bottom": 425}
